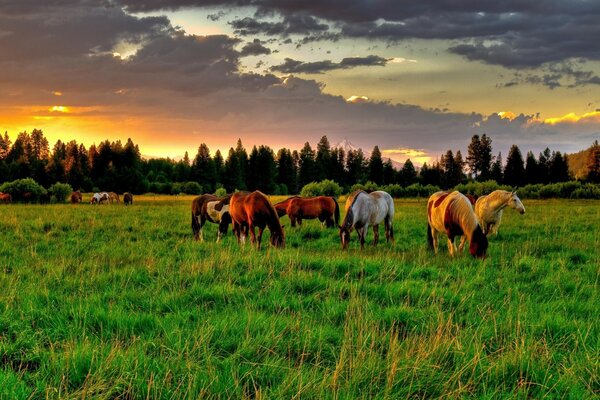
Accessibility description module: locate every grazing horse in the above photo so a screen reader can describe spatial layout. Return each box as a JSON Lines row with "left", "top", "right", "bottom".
{"left": 465, "top": 194, "right": 478, "bottom": 206}
{"left": 123, "top": 192, "right": 133, "bottom": 205}
{"left": 0, "top": 192, "right": 11, "bottom": 204}
{"left": 90, "top": 192, "right": 109, "bottom": 204}
{"left": 191, "top": 194, "right": 232, "bottom": 242}
{"left": 427, "top": 191, "right": 488, "bottom": 258}
{"left": 274, "top": 196, "right": 300, "bottom": 217}
{"left": 229, "top": 191, "right": 285, "bottom": 249}
{"left": 108, "top": 192, "right": 120, "bottom": 203}
{"left": 276, "top": 196, "right": 340, "bottom": 227}
{"left": 339, "top": 190, "right": 394, "bottom": 250}
{"left": 475, "top": 189, "right": 525, "bottom": 236}
{"left": 70, "top": 191, "right": 83, "bottom": 204}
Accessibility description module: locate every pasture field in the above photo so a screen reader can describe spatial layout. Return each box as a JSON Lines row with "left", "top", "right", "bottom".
{"left": 0, "top": 195, "right": 598, "bottom": 399}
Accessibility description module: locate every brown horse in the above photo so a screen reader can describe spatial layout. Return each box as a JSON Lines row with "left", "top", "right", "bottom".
{"left": 274, "top": 196, "right": 299, "bottom": 217}
{"left": 277, "top": 196, "right": 340, "bottom": 227}
{"left": 108, "top": 192, "right": 120, "bottom": 203}
{"left": 427, "top": 191, "right": 487, "bottom": 259}
{"left": 0, "top": 192, "right": 11, "bottom": 204}
{"left": 70, "top": 191, "right": 83, "bottom": 204}
{"left": 191, "top": 194, "right": 232, "bottom": 242}
{"left": 123, "top": 192, "right": 133, "bottom": 205}
{"left": 229, "top": 191, "right": 284, "bottom": 249}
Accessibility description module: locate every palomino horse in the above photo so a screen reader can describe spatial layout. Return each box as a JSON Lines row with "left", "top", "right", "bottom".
{"left": 339, "top": 190, "right": 394, "bottom": 250}
{"left": 191, "top": 194, "right": 232, "bottom": 242}
{"left": 275, "top": 196, "right": 340, "bottom": 227}
{"left": 427, "top": 191, "right": 488, "bottom": 258}
{"left": 123, "top": 192, "right": 133, "bottom": 205}
{"left": 90, "top": 192, "right": 109, "bottom": 204}
{"left": 70, "top": 191, "right": 82, "bottom": 204}
{"left": 108, "top": 192, "right": 120, "bottom": 203}
{"left": 0, "top": 192, "right": 11, "bottom": 204}
{"left": 475, "top": 189, "right": 525, "bottom": 236}
{"left": 229, "top": 191, "right": 284, "bottom": 249}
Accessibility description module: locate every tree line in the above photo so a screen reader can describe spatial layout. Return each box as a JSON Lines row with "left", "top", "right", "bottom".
{"left": 0, "top": 129, "right": 599, "bottom": 195}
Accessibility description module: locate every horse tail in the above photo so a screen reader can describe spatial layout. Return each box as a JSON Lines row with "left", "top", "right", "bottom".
{"left": 191, "top": 210, "right": 201, "bottom": 240}
{"left": 427, "top": 222, "right": 434, "bottom": 249}
{"left": 333, "top": 197, "right": 340, "bottom": 226}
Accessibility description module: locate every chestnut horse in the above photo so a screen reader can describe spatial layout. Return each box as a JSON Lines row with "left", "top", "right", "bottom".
{"left": 275, "top": 196, "right": 340, "bottom": 227}
{"left": 108, "top": 192, "right": 120, "bottom": 203}
{"left": 191, "top": 194, "right": 232, "bottom": 242}
{"left": 123, "top": 192, "right": 133, "bottom": 205}
{"left": 274, "top": 196, "right": 299, "bottom": 217}
{"left": 70, "top": 191, "right": 82, "bottom": 204}
{"left": 427, "top": 191, "right": 487, "bottom": 258}
{"left": 229, "top": 191, "right": 284, "bottom": 249}
{"left": 0, "top": 192, "right": 11, "bottom": 204}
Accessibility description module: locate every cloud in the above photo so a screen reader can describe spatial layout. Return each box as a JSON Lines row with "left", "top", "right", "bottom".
{"left": 270, "top": 55, "right": 391, "bottom": 74}
{"left": 240, "top": 39, "right": 271, "bottom": 56}
{"left": 230, "top": 14, "right": 329, "bottom": 37}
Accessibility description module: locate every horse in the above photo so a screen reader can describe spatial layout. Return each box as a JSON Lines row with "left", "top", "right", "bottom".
{"left": 427, "top": 191, "right": 488, "bottom": 258}
{"left": 475, "top": 189, "right": 525, "bottom": 236}
{"left": 229, "top": 191, "right": 285, "bottom": 249}
{"left": 274, "top": 196, "right": 300, "bottom": 217}
{"left": 108, "top": 192, "right": 120, "bottom": 203}
{"left": 465, "top": 194, "right": 478, "bottom": 206}
{"left": 70, "top": 191, "right": 82, "bottom": 204}
{"left": 123, "top": 192, "right": 133, "bottom": 205}
{"left": 191, "top": 194, "right": 232, "bottom": 242}
{"left": 339, "top": 190, "right": 394, "bottom": 250}
{"left": 0, "top": 192, "right": 11, "bottom": 204}
{"left": 276, "top": 196, "right": 340, "bottom": 227}
{"left": 90, "top": 192, "right": 109, "bottom": 204}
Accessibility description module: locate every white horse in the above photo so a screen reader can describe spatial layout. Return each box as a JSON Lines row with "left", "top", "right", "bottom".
{"left": 90, "top": 192, "right": 109, "bottom": 204}
{"left": 339, "top": 190, "right": 394, "bottom": 250}
{"left": 474, "top": 189, "right": 525, "bottom": 236}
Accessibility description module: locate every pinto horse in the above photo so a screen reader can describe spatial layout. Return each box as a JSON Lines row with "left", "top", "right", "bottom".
{"left": 0, "top": 192, "right": 11, "bottom": 204}
{"left": 275, "top": 196, "right": 340, "bottom": 227}
{"left": 70, "top": 191, "right": 82, "bottom": 204}
{"left": 90, "top": 192, "right": 109, "bottom": 204}
{"left": 339, "top": 190, "right": 394, "bottom": 250}
{"left": 123, "top": 192, "right": 133, "bottom": 205}
{"left": 229, "top": 191, "right": 284, "bottom": 249}
{"left": 475, "top": 189, "right": 525, "bottom": 236}
{"left": 191, "top": 194, "right": 232, "bottom": 242}
{"left": 427, "top": 191, "right": 487, "bottom": 258}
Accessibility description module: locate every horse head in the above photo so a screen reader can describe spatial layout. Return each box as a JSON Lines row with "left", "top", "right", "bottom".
{"left": 469, "top": 225, "right": 488, "bottom": 259}
{"left": 338, "top": 224, "right": 353, "bottom": 250}
{"left": 508, "top": 190, "right": 526, "bottom": 214}
{"left": 270, "top": 228, "right": 285, "bottom": 248}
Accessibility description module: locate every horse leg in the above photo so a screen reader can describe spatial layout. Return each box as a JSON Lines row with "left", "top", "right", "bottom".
{"left": 199, "top": 216, "right": 206, "bottom": 242}
{"left": 432, "top": 229, "right": 439, "bottom": 254}
{"left": 359, "top": 225, "right": 368, "bottom": 250}
{"left": 233, "top": 222, "right": 241, "bottom": 244}
{"left": 290, "top": 215, "right": 296, "bottom": 227}
{"left": 241, "top": 224, "right": 248, "bottom": 245}
{"left": 458, "top": 236, "right": 466, "bottom": 253}
{"left": 372, "top": 224, "right": 379, "bottom": 246}
{"left": 297, "top": 217, "right": 302, "bottom": 226}
{"left": 447, "top": 236, "right": 457, "bottom": 257}
{"left": 257, "top": 226, "right": 264, "bottom": 250}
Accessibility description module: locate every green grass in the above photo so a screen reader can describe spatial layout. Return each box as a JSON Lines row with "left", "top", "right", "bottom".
{"left": 0, "top": 195, "right": 598, "bottom": 399}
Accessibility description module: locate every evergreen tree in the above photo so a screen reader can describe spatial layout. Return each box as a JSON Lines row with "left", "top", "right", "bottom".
{"left": 330, "top": 147, "right": 346, "bottom": 185}
{"left": 441, "top": 150, "right": 463, "bottom": 188}
{"left": 549, "top": 151, "right": 570, "bottom": 183}
{"left": 0, "top": 132, "right": 11, "bottom": 160}
{"left": 224, "top": 147, "right": 245, "bottom": 191}
{"left": 537, "top": 147, "right": 551, "bottom": 184}
{"left": 368, "top": 146, "right": 384, "bottom": 184}
{"left": 46, "top": 140, "right": 67, "bottom": 183}
{"left": 398, "top": 159, "right": 417, "bottom": 186}
{"left": 525, "top": 151, "right": 539, "bottom": 184}
{"left": 298, "top": 142, "right": 316, "bottom": 188}
{"left": 213, "top": 150, "right": 224, "bottom": 184}
{"left": 466, "top": 134, "right": 493, "bottom": 180}
{"left": 504, "top": 145, "right": 525, "bottom": 186}
{"left": 345, "top": 149, "right": 366, "bottom": 186}
{"left": 174, "top": 151, "right": 191, "bottom": 182}
{"left": 315, "top": 135, "right": 331, "bottom": 181}
{"left": 490, "top": 152, "right": 503, "bottom": 183}
{"left": 276, "top": 148, "right": 296, "bottom": 194}
{"left": 587, "top": 140, "right": 600, "bottom": 182}
{"left": 191, "top": 143, "right": 216, "bottom": 192}
{"left": 234, "top": 139, "right": 248, "bottom": 188}
{"left": 248, "top": 145, "right": 277, "bottom": 193}
{"left": 419, "top": 161, "right": 443, "bottom": 186}
{"left": 382, "top": 159, "right": 395, "bottom": 185}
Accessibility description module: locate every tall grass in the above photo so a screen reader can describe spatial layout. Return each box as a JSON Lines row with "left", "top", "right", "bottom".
{"left": 0, "top": 196, "right": 598, "bottom": 398}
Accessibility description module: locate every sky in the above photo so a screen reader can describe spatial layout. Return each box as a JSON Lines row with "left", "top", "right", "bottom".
{"left": 1, "top": 1, "right": 599, "bottom": 164}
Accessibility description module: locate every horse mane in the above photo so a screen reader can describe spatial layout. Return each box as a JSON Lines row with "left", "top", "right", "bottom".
{"left": 447, "top": 192, "right": 479, "bottom": 238}
{"left": 254, "top": 191, "right": 283, "bottom": 233}
{"left": 341, "top": 190, "right": 366, "bottom": 229}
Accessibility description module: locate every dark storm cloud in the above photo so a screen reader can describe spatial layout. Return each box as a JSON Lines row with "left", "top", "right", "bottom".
{"left": 230, "top": 14, "right": 328, "bottom": 37}
{"left": 240, "top": 39, "right": 272, "bottom": 56}
{"left": 270, "top": 55, "right": 391, "bottom": 74}
{"left": 498, "top": 62, "right": 600, "bottom": 89}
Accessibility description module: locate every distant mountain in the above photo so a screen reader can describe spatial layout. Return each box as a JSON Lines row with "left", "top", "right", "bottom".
{"left": 334, "top": 139, "right": 404, "bottom": 170}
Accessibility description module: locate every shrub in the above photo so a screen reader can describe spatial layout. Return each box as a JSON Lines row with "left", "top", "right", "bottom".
{"left": 380, "top": 184, "right": 405, "bottom": 198}
{"left": 454, "top": 180, "right": 510, "bottom": 197}
{"left": 183, "top": 181, "right": 202, "bottom": 195}
{"left": 300, "top": 180, "right": 342, "bottom": 197}
{"left": 570, "top": 184, "right": 600, "bottom": 199}
{"left": 350, "top": 181, "right": 379, "bottom": 193}
{"left": 171, "top": 182, "right": 184, "bottom": 195}
{"left": 214, "top": 187, "right": 227, "bottom": 197}
{"left": 0, "top": 178, "right": 47, "bottom": 202}
{"left": 48, "top": 182, "right": 73, "bottom": 203}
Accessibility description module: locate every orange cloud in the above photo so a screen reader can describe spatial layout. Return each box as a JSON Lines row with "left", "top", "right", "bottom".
{"left": 346, "top": 95, "right": 369, "bottom": 103}
{"left": 543, "top": 111, "right": 600, "bottom": 125}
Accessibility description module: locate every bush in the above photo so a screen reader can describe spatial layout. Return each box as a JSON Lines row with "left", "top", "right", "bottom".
{"left": 171, "top": 182, "right": 184, "bottom": 195}
{"left": 0, "top": 178, "right": 47, "bottom": 202}
{"left": 183, "top": 181, "right": 202, "bottom": 195}
{"left": 48, "top": 182, "right": 73, "bottom": 203}
{"left": 454, "top": 180, "right": 510, "bottom": 197}
{"left": 380, "top": 184, "right": 405, "bottom": 198}
{"left": 300, "top": 180, "right": 342, "bottom": 197}
{"left": 350, "top": 181, "right": 379, "bottom": 193}
{"left": 570, "top": 184, "right": 600, "bottom": 199}
{"left": 214, "top": 187, "right": 227, "bottom": 197}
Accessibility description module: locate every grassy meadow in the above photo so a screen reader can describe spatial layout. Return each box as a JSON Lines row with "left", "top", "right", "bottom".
{"left": 0, "top": 195, "right": 598, "bottom": 399}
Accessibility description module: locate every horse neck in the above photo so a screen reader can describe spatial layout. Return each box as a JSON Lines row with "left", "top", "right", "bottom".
{"left": 487, "top": 192, "right": 510, "bottom": 212}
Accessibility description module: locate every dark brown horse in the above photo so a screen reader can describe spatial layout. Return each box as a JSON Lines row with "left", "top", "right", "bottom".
{"left": 123, "top": 192, "right": 133, "bottom": 205}
{"left": 229, "top": 191, "right": 284, "bottom": 249}
{"left": 191, "top": 194, "right": 232, "bottom": 242}
{"left": 0, "top": 192, "right": 11, "bottom": 204}
{"left": 274, "top": 196, "right": 299, "bottom": 217}
{"left": 276, "top": 196, "right": 340, "bottom": 227}
{"left": 70, "top": 191, "right": 82, "bottom": 204}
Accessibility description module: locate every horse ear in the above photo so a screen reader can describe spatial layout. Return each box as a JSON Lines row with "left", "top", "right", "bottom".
{"left": 512, "top": 186, "right": 517, "bottom": 194}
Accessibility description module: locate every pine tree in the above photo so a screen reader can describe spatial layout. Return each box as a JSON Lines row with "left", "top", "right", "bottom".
{"left": 276, "top": 148, "right": 296, "bottom": 194}
{"left": 549, "top": 151, "right": 570, "bottom": 183}
{"left": 525, "top": 151, "right": 538, "bottom": 184}
{"left": 345, "top": 149, "right": 366, "bottom": 186}
{"left": 586, "top": 140, "right": 600, "bottom": 183}
{"left": 315, "top": 135, "right": 331, "bottom": 181}
{"left": 224, "top": 147, "right": 245, "bottom": 191}
{"left": 504, "top": 145, "right": 525, "bottom": 186}
{"left": 382, "top": 159, "right": 395, "bottom": 185}
{"left": 368, "top": 146, "right": 384, "bottom": 185}
{"left": 490, "top": 152, "right": 503, "bottom": 183}
{"left": 466, "top": 134, "right": 493, "bottom": 180}
{"left": 0, "top": 132, "right": 11, "bottom": 160}
{"left": 398, "top": 159, "right": 417, "bottom": 186}
{"left": 213, "top": 150, "right": 224, "bottom": 184}
{"left": 191, "top": 143, "right": 216, "bottom": 192}
{"left": 298, "top": 142, "right": 316, "bottom": 188}
{"left": 538, "top": 148, "right": 551, "bottom": 184}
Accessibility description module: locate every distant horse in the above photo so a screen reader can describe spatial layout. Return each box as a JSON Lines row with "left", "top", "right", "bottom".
{"left": 108, "top": 192, "right": 120, "bottom": 203}
{"left": 276, "top": 196, "right": 340, "bottom": 227}
{"left": 274, "top": 196, "right": 300, "bottom": 217}
{"left": 229, "top": 191, "right": 284, "bottom": 249}
{"left": 475, "top": 189, "right": 525, "bottom": 236}
{"left": 339, "top": 190, "right": 394, "bottom": 250}
{"left": 427, "top": 191, "right": 487, "bottom": 258}
{"left": 0, "top": 192, "right": 11, "bottom": 204}
{"left": 123, "top": 192, "right": 133, "bottom": 205}
{"left": 90, "top": 192, "right": 109, "bottom": 204}
{"left": 70, "top": 191, "right": 82, "bottom": 204}
{"left": 191, "top": 194, "right": 232, "bottom": 242}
